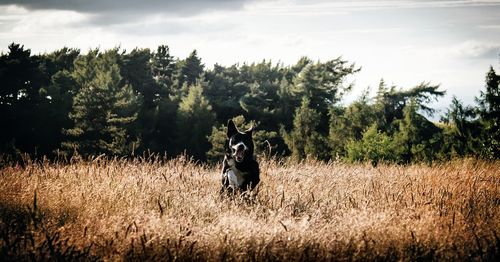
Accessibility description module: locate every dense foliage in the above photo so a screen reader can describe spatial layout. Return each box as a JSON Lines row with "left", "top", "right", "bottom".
{"left": 0, "top": 43, "right": 498, "bottom": 163}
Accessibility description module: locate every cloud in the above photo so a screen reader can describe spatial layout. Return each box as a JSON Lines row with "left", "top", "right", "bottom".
{"left": 0, "top": 0, "right": 253, "bottom": 16}
{"left": 0, "top": 1, "right": 257, "bottom": 29}
{"left": 103, "top": 15, "right": 238, "bottom": 37}
{"left": 240, "top": 0, "right": 500, "bottom": 20}
{"left": 451, "top": 40, "right": 500, "bottom": 59}
{"left": 0, "top": 5, "right": 87, "bottom": 39}
{"left": 478, "top": 24, "right": 500, "bottom": 30}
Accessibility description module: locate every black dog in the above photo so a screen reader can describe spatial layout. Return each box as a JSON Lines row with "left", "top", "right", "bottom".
{"left": 220, "top": 119, "right": 260, "bottom": 195}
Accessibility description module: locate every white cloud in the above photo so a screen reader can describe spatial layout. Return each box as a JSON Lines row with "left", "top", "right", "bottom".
{"left": 450, "top": 40, "right": 500, "bottom": 59}
{"left": 0, "top": 6, "right": 89, "bottom": 47}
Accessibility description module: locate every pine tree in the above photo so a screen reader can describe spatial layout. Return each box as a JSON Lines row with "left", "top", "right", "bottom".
{"left": 62, "top": 49, "right": 140, "bottom": 156}
{"left": 152, "top": 45, "right": 176, "bottom": 95}
{"left": 329, "top": 88, "right": 375, "bottom": 158}
{"left": 476, "top": 66, "right": 500, "bottom": 158}
{"left": 282, "top": 97, "right": 328, "bottom": 160}
{"left": 204, "top": 64, "right": 248, "bottom": 123}
{"left": 120, "top": 48, "right": 156, "bottom": 153}
{"left": 121, "top": 48, "right": 156, "bottom": 107}
{"left": 374, "top": 81, "right": 445, "bottom": 134}
{"left": 441, "top": 96, "right": 478, "bottom": 157}
{"left": 392, "top": 100, "right": 442, "bottom": 163}
{"left": 291, "top": 58, "right": 359, "bottom": 116}
{"left": 120, "top": 47, "right": 179, "bottom": 154}
{"left": 276, "top": 77, "right": 295, "bottom": 128}
{"left": 176, "top": 83, "right": 216, "bottom": 160}
{"left": 240, "top": 80, "right": 279, "bottom": 127}
{"left": 0, "top": 43, "right": 44, "bottom": 156}
{"left": 176, "top": 50, "right": 204, "bottom": 91}
{"left": 38, "top": 69, "right": 76, "bottom": 156}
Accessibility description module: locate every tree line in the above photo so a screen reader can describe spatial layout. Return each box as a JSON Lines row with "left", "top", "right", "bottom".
{"left": 0, "top": 43, "right": 498, "bottom": 164}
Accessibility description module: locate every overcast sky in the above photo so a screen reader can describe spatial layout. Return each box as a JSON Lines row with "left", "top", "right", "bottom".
{"left": 1, "top": 0, "right": 499, "bottom": 114}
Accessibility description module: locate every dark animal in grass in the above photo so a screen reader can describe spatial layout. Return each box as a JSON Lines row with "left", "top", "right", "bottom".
{"left": 220, "top": 119, "right": 260, "bottom": 195}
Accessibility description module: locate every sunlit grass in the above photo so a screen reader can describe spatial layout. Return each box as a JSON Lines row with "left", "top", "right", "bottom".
{"left": 1, "top": 156, "right": 499, "bottom": 260}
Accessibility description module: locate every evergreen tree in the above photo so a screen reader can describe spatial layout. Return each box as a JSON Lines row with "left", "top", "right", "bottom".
{"left": 276, "top": 77, "right": 295, "bottom": 130}
{"left": 373, "top": 79, "right": 393, "bottom": 128}
{"left": 240, "top": 80, "right": 279, "bottom": 127}
{"left": 37, "top": 69, "right": 77, "bottom": 156}
{"left": 291, "top": 56, "right": 313, "bottom": 76}
{"left": 374, "top": 80, "right": 445, "bottom": 134}
{"left": 0, "top": 43, "right": 44, "bottom": 156}
{"left": 476, "top": 66, "right": 500, "bottom": 158}
{"left": 291, "top": 58, "right": 359, "bottom": 138}
{"left": 121, "top": 48, "right": 156, "bottom": 106}
{"left": 42, "top": 47, "right": 80, "bottom": 78}
{"left": 176, "top": 83, "right": 216, "bottom": 160}
{"left": 282, "top": 97, "right": 328, "bottom": 160}
{"left": 392, "top": 100, "right": 443, "bottom": 164}
{"left": 441, "top": 97, "right": 478, "bottom": 157}
{"left": 4, "top": 42, "right": 494, "bottom": 164}
{"left": 176, "top": 50, "right": 204, "bottom": 91}
{"left": 238, "top": 61, "right": 289, "bottom": 138}
{"left": 152, "top": 45, "right": 176, "bottom": 95}
{"left": 62, "top": 49, "right": 140, "bottom": 156}
{"left": 292, "top": 58, "right": 359, "bottom": 116}
{"left": 148, "top": 96, "right": 177, "bottom": 154}
{"left": 204, "top": 64, "right": 248, "bottom": 123}
{"left": 291, "top": 63, "right": 320, "bottom": 107}
{"left": 147, "top": 44, "right": 178, "bottom": 153}
{"left": 121, "top": 48, "right": 166, "bottom": 153}
{"left": 329, "top": 89, "right": 375, "bottom": 158}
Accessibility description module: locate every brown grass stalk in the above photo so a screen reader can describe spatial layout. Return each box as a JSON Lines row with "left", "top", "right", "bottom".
{"left": 0, "top": 157, "right": 499, "bottom": 261}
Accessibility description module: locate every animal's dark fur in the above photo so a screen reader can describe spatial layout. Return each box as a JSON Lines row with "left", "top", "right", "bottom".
{"left": 220, "top": 119, "right": 260, "bottom": 195}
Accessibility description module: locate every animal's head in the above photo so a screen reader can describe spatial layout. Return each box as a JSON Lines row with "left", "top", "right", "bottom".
{"left": 226, "top": 119, "right": 254, "bottom": 163}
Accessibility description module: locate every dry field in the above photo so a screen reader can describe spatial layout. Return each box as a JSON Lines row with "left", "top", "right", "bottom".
{"left": 0, "top": 156, "right": 499, "bottom": 261}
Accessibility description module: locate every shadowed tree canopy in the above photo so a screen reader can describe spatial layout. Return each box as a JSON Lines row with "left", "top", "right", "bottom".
{"left": 176, "top": 50, "right": 204, "bottom": 90}
{"left": 0, "top": 42, "right": 498, "bottom": 164}
{"left": 62, "top": 49, "right": 140, "bottom": 156}
{"left": 0, "top": 43, "right": 51, "bottom": 156}
{"left": 441, "top": 97, "right": 479, "bottom": 157}
{"left": 152, "top": 45, "right": 176, "bottom": 96}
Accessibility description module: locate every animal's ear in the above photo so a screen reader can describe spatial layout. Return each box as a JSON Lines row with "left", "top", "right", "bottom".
{"left": 245, "top": 125, "right": 253, "bottom": 137}
{"left": 227, "top": 119, "right": 237, "bottom": 138}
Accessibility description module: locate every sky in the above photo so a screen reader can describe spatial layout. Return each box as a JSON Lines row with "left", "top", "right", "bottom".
{"left": 1, "top": 0, "right": 499, "bottom": 116}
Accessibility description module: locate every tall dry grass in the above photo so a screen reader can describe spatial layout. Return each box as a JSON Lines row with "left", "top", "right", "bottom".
{"left": 0, "top": 156, "right": 499, "bottom": 261}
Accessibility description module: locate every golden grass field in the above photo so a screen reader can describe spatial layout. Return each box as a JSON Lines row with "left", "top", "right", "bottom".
{"left": 0, "top": 156, "right": 499, "bottom": 261}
